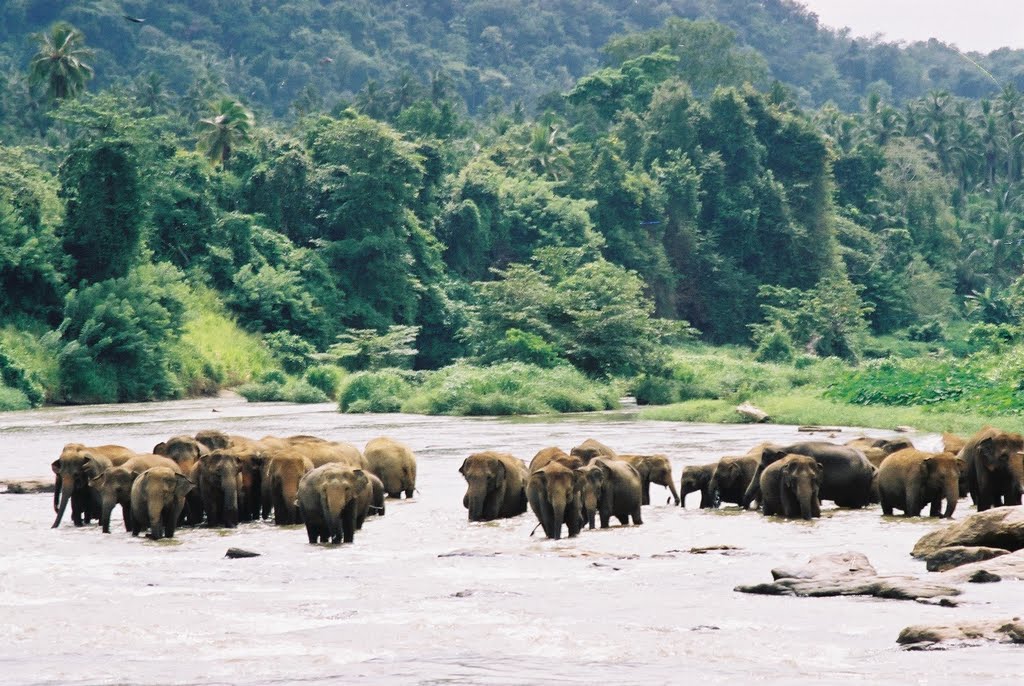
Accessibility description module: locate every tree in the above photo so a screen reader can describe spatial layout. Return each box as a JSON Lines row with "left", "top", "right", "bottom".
{"left": 196, "top": 98, "right": 254, "bottom": 166}
{"left": 28, "top": 23, "right": 94, "bottom": 103}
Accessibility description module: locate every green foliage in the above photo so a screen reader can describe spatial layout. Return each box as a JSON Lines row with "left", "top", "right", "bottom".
{"left": 400, "top": 362, "right": 619, "bottom": 416}
{"left": 754, "top": 323, "right": 796, "bottom": 363}
{"left": 263, "top": 331, "right": 316, "bottom": 375}
{"left": 0, "top": 345, "right": 44, "bottom": 407}
{"left": 906, "top": 321, "right": 944, "bottom": 342}
{"left": 55, "top": 263, "right": 190, "bottom": 403}
{"left": 236, "top": 378, "right": 329, "bottom": 404}
{"left": 339, "top": 369, "right": 416, "bottom": 413}
{"left": 28, "top": 22, "right": 93, "bottom": 102}
{"left": 325, "top": 326, "right": 420, "bottom": 372}
{"left": 196, "top": 98, "right": 254, "bottom": 166}
{"left": 304, "top": 365, "right": 344, "bottom": 399}
{"left": 489, "top": 328, "right": 561, "bottom": 368}
{"left": 227, "top": 263, "right": 322, "bottom": 339}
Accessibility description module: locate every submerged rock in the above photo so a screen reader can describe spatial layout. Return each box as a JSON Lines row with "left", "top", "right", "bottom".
{"left": 912, "top": 506, "right": 1024, "bottom": 558}
{"left": 736, "top": 551, "right": 960, "bottom": 600}
{"left": 225, "top": 548, "right": 261, "bottom": 559}
{"left": 924, "top": 546, "right": 1011, "bottom": 572}
{"left": 940, "top": 549, "right": 1024, "bottom": 583}
{"left": 898, "top": 619, "right": 1024, "bottom": 649}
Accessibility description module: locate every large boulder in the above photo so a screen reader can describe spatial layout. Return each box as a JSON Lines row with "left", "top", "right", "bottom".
{"left": 898, "top": 619, "right": 1024, "bottom": 649}
{"left": 939, "top": 549, "right": 1024, "bottom": 583}
{"left": 924, "top": 546, "right": 1011, "bottom": 572}
{"left": 736, "top": 551, "right": 960, "bottom": 600}
{"left": 912, "top": 506, "right": 1024, "bottom": 558}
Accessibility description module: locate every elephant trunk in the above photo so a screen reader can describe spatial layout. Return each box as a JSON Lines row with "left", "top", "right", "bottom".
{"left": 323, "top": 487, "right": 346, "bottom": 542}
{"left": 742, "top": 466, "right": 762, "bottom": 509}
{"left": 51, "top": 474, "right": 75, "bottom": 528}
{"left": 942, "top": 479, "right": 959, "bottom": 518}
{"left": 466, "top": 482, "right": 488, "bottom": 521}
{"left": 53, "top": 474, "right": 61, "bottom": 513}
{"left": 100, "top": 493, "right": 116, "bottom": 534}
{"left": 548, "top": 495, "right": 567, "bottom": 540}
{"left": 666, "top": 475, "right": 680, "bottom": 506}
{"left": 223, "top": 479, "right": 239, "bottom": 528}
{"left": 796, "top": 479, "right": 816, "bottom": 520}
{"left": 148, "top": 498, "right": 165, "bottom": 540}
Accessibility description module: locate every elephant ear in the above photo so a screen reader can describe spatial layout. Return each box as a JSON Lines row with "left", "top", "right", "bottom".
{"left": 458, "top": 458, "right": 469, "bottom": 475}
{"left": 174, "top": 474, "right": 195, "bottom": 497}
{"left": 977, "top": 436, "right": 995, "bottom": 468}
{"left": 956, "top": 457, "right": 969, "bottom": 476}
{"left": 89, "top": 471, "right": 107, "bottom": 488}
{"left": 761, "top": 447, "right": 788, "bottom": 466}
{"left": 922, "top": 456, "right": 937, "bottom": 474}
{"left": 494, "top": 459, "right": 507, "bottom": 482}
{"left": 153, "top": 441, "right": 168, "bottom": 456}
{"left": 595, "top": 459, "right": 613, "bottom": 478}
{"left": 51, "top": 459, "right": 61, "bottom": 475}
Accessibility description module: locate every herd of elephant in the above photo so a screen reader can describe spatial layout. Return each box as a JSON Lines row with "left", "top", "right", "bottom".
{"left": 50, "top": 431, "right": 417, "bottom": 544}
{"left": 48, "top": 424, "right": 1024, "bottom": 544}
{"left": 464, "top": 426, "right": 1024, "bottom": 539}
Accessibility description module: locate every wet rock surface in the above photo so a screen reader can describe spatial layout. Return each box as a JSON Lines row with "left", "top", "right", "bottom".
{"left": 0, "top": 478, "right": 54, "bottom": 494}
{"left": 898, "top": 619, "right": 1024, "bottom": 649}
{"left": 924, "top": 545, "right": 1011, "bottom": 572}
{"left": 735, "top": 551, "right": 961, "bottom": 600}
{"left": 912, "top": 506, "right": 1024, "bottom": 557}
{"left": 939, "top": 549, "right": 1024, "bottom": 583}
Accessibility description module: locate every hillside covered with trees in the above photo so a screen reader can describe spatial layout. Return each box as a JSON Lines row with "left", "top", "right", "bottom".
{"left": 1, "top": 0, "right": 1023, "bottom": 423}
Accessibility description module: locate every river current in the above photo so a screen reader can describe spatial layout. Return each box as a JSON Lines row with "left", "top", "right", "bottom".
{"left": 0, "top": 396, "right": 1020, "bottom": 685}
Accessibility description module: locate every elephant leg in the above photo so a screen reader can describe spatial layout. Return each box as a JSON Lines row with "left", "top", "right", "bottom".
{"left": 599, "top": 507, "right": 611, "bottom": 529}
{"left": 632, "top": 504, "right": 642, "bottom": 526}
{"left": 641, "top": 480, "right": 651, "bottom": 506}
{"left": 71, "top": 488, "right": 86, "bottom": 526}
{"left": 616, "top": 513, "right": 629, "bottom": 526}
{"left": 163, "top": 507, "right": 177, "bottom": 539}
{"left": 486, "top": 483, "right": 506, "bottom": 520}
{"left": 405, "top": 487, "right": 414, "bottom": 499}
{"left": 342, "top": 503, "right": 357, "bottom": 544}
{"left": 304, "top": 520, "right": 317, "bottom": 545}
{"left": 928, "top": 497, "right": 943, "bottom": 517}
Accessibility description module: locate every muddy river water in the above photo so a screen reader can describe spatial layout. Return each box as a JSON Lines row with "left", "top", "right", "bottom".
{"left": 0, "top": 396, "right": 1020, "bottom": 685}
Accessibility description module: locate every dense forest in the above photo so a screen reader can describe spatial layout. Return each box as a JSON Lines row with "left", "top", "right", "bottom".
{"left": 1, "top": 0, "right": 1023, "bottom": 417}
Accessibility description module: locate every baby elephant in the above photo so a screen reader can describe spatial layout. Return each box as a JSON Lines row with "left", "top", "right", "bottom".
{"left": 877, "top": 448, "right": 965, "bottom": 518}
{"left": 130, "top": 467, "right": 194, "bottom": 540}
{"left": 296, "top": 463, "right": 372, "bottom": 544}
{"left": 679, "top": 463, "right": 716, "bottom": 508}
{"left": 592, "top": 458, "right": 643, "bottom": 528}
{"left": 527, "top": 462, "right": 584, "bottom": 539}
{"left": 760, "top": 455, "right": 822, "bottom": 520}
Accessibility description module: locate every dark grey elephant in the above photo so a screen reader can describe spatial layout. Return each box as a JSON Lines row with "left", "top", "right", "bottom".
{"left": 759, "top": 455, "right": 822, "bottom": 520}
{"left": 744, "top": 442, "right": 875, "bottom": 509}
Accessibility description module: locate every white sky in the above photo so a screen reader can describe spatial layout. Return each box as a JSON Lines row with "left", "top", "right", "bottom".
{"left": 798, "top": 0, "right": 1024, "bottom": 53}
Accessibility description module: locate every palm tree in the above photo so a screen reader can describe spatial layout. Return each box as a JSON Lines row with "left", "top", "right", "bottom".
{"left": 28, "top": 23, "right": 94, "bottom": 102}
{"left": 133, "top": 72, "right": 169, "bottom": 115}
{"left": 196, "top": 97, "right": 254, "bottom": 166}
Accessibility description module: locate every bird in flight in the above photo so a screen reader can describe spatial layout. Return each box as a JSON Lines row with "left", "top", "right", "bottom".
{"left": 124, "top": 15, "right": 145, "bottom": 24}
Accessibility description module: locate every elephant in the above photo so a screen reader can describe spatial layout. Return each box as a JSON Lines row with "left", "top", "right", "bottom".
{"left": 195, "top": 450, "right": 244, "bottom": 527}
{"left": 592, "top": 458, "right": 643, "bottom": 528}
{"left": 707, "top": 453, "right": 760, "bottom": 508}
{"left": 88, "top": 454, "right": 181, "bottom": 534}
{"left": 876, "top": 449, "right": 965, "bottom": 518}
{"left": 527, "top": 462, "right": 584, "bottom": 540}
{"left": 529, "top": 447, "right": 583, "bottom": 473}
{"left": 960, "top": 427, "right": 1024, "bottom": 512}
{"left": 574, "top": 463, "right": 607, "bottom": 529}
{"left": 364, "top": 436, "right": 417, "bottom": 498}
{"left": 296, "top": 463, "right": 372, "bottom": 544}
{"left": 759, "top": 454, "right": 822, "bottom": 519}
{"left": 618, "top": 454, "right": 679, "bottom": 506}
{"left": 743, "top": 442, "right": 876, "bottom": 509}
{"left": 271, "top": 439, "right": 367, "bottom": 470}
{"left": 367, "top": 473, "right": 386, "bottom": 517}
{"left": 459, "top": 451, "right": 529, "bottom": 521}
{"left": 942, "top": 432, "right": 967, "bottom": 456}
{"left": 679, "top": 463, "right": 717, "bottom": 508}
{"left": 52, "top": 443, "right": 136, "bottom": 528}
{"left": 846, "top": 436, "right": 913, "bottom": 469}
{"left": 262, "top": 453, "right": 315, "bottom": 524}
{"left": 154, "top": 435, "right": 208, "bottom": 524}
{"left": 569, "top": 439, "right": 617, "bottom": 464}
{"left": 130, "top": 467, "right": 194, "bottom": 540}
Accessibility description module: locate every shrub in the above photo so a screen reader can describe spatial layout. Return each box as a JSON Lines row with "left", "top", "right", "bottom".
{"left": 753, "top": 323, "right": 795, "bottom": 363}
{"left": 237, "top": 378, "right": 330, "bottom": 403}
{"left": 906, "top": 321, "right": 944, "bottom": 342}
{"left": 633, "top": 374, "right": 680, "bottom": 405}
{"left": 264, "top": 331, "right": 316, "bottom": 374}
{"left": 490, "top": 328, "right": 561, "bottom": 368}
{"left": 338, "top": 369, "right": 416, "bottom": 413}
{"left": 260, "top": 370, "right": 287, "bottom": 385}
{"left": 0, "top": 346, "right": 44, "bottom": 407}
{"left": 304, "top": 365, "right": 343, "bottom": 398}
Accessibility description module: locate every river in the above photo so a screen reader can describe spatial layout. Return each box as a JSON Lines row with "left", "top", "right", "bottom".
{"left": 0, "top": 396, "right": 1020, "bottom": 685}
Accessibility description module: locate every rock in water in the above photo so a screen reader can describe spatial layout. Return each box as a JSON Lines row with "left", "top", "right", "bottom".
{"left": 898, "top": 619, "right": 1024, "bottom": 649}
{"left": 924, "top": 546, "right": 1011, "bottom": 572}
{"left": 912, "top": 506, "right": 1024, "bottom": 558}
{"left": 939, "top": 549, "right": 1024, "bottom": 583}
{"left": 225, "top": 548, "right": 261, "bottom": 559}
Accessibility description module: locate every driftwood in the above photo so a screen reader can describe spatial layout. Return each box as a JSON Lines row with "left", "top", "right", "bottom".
{"left": 797, "top": 426, "right": 843, "bottom": 433}
{"left": 735, "top": 403, "right": 770, "bottom": 423}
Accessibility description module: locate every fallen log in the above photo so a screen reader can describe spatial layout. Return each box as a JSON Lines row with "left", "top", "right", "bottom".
{"left": 735, "top": 403, "right": 770, "bottom": 423}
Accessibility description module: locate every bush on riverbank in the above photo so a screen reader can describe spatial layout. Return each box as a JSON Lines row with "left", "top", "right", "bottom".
{"left": 337, "top": 362, "right": 620, "bottom": 416}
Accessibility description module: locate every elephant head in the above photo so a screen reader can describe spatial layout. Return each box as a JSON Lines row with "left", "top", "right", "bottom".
{"left": 198, "top": 451, "right": 243, "bottom": 527}
{"left": 530, "top": 464, "right": 582, "bottom": 539}
{"left": 679, "top": 465, "right": 713, "bottom": 508}
{"left": 977, "top": 433, "right": 1024, "bottom": 473}
{"left": 574, "top": 464, "right": 606, "bottom": 529}
{"left": 569, "top": 439, "right": 616, "bottom": 464}
{"left": 154, "top": 436, "right": 205, "bottom": 473}
{"left": 922, "top": 453, "right": 966, "bottom": 518}
{"left": 743, "top": 444, "right": 787, "bottom": 508}
{"left": 628, "top": 455, "right": 679, "bottom": 506}
{"left": 460, "top": 453, "right": 507, "bottom": 522}
{"left": 780, "top": 456, "right": 822, "bottom": 520}
{"left": 194, "top": 430, "right": 233, "bottom": 452}
{"left": 320, "top": 468, "right": 370, "bottom": 543}
{"left": 140, "top": 470, "right": 195, "bottom": 540}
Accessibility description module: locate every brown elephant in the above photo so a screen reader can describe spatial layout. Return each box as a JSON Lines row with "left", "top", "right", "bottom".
{"left": 876, "top": 449, "right": 964, "bottom": 518}
{"left": 153, "top": 435, "right": 209, "bottom": 524}
{"left": 618, "top": 454, "right": 679, "bottom": 506}
{"left": 679, "top": 463, "right": 717, "bottom": 508}
{"left": 274, "top": 439, "right": 367, "bottom": 469}
{"left": 52, "top": 443, "right": 136, "bottom": 528}
{"left": 942, "top": 433, "right": 967, "bottom": 456}
{"left": 569, "top": 439, "right": 617, "bottom": 464}
{"left": 296, "top": 464, "right": 372, "bottom": 544}
{"left": 847, "top": 436, "right": 913, "bottom": 469}
{"left": 89, "top": 454, "right": 181, "bottom": 534}
{"left": 130, "top": 467, "right": 194, "bottom": 540}
{"left": 960, "top": 427, "right": 1024, "bottom": 512}
{"left": 367, "top": 473, "right": 386, "bottom": 517}
{"left": 759, "top": 454, "right": 822, "bottom": 520}
{"left": 574, "top": 463, "right": 607, "bottom": 529}
{"left": 592, "top": 458, "right": 643, "bottom": 528}
{"left": 364, "top": 436, "right": 417, "bottom": 498}
{"left": 459, "top": 451, "right": 529, "bottom": 521}
{"left": 527, "top": 462, "right": 584, "bottom": 539}
{"left": 262, "top": 453, "right": 314, "bottom": 524}
{"left": 707, "top": 454, "right": 760, "bottom": 508}
{"left": 195, "top": 450, "right": 244, "bottom": 527}
{"left": 529, "top": 447, "right": 583, "bottom": 473}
